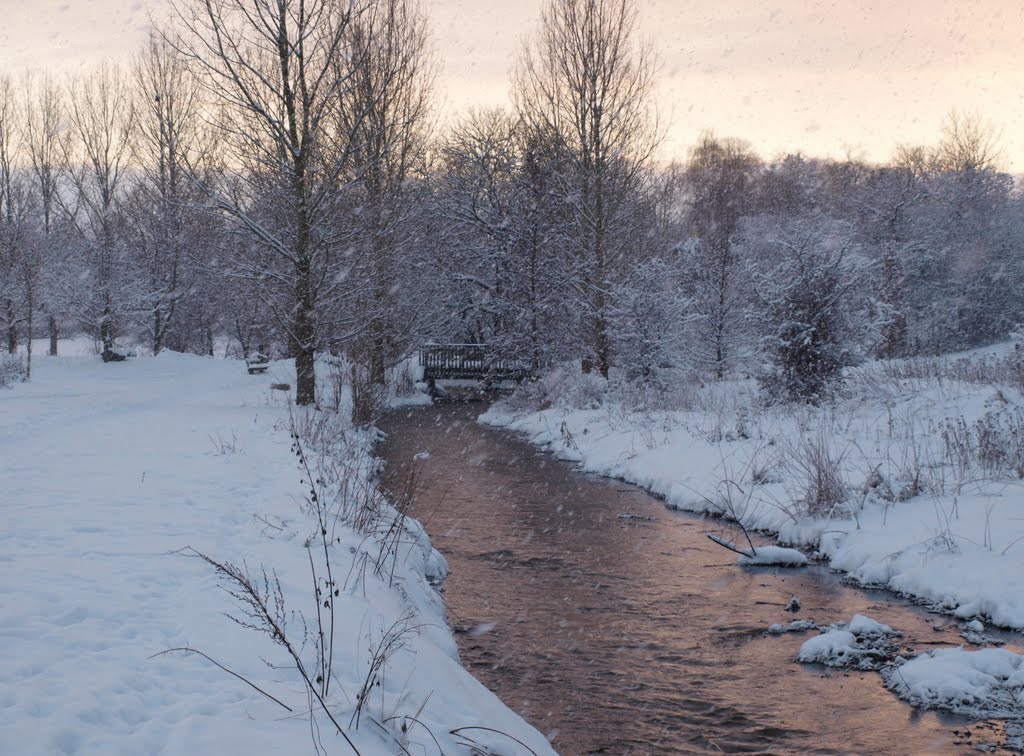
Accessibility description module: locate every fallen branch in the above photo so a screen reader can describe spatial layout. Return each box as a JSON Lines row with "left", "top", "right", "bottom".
{"left": 706, "top": 533, "right": 755, "bottom": 557}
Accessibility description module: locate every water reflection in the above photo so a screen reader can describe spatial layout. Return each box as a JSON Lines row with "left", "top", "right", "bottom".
{"left": 380, "top": 402, "right": 1015, "bottom": 755}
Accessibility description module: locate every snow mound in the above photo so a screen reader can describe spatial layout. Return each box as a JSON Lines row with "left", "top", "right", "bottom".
{"left": 885, "top": 647, "right": 1024, "bottom": 719}
{"left": 848, "top": 613, "right": 893, "bottom": 636}
{"left": 737, "top": 545, "right": 808, "bottom": 566}
{"left": 798, "top": 614, "right": 902, "bottom": 670}
{"left": 799, "top": 630, "right": 859, "bottom": 665}
{"left": 767, "top": 619, "right": 818, "bottom": 635}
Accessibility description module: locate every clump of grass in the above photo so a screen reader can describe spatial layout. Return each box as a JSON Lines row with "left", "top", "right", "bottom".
{"left": 784, "top": 427, "right": 849, "bottom": 518}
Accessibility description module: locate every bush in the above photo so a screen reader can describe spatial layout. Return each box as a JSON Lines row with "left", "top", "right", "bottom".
{"left": 782, "top": 427, "right": 850, "bottom": 518}
{"left": 500, "top": 363, "right": 607, "bottom": 414}
{"left": 0, "top": 354, "right": 27, "bottom": 387}
{"left": 754, "top": 223, "right": 868, "bottom": 404}
{"left": 941, "top": 408, "right": 1024, "bottom": 481}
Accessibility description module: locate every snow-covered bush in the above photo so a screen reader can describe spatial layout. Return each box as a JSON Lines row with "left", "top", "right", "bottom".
{"left": 753, "top": 222, "right": 871, "bottom": 404}
{"left": 0, "top": 354, "right": 27, "bottom": 387}
{"left": 608, "top": 257, "right": 686, "bottom": 381}
{"left": 499, "top": 363, "right": 607, "bottom": 414}
{"left": 869, "top": 347, "right": 1024, "bottom": 396}
{"left": 611, "top": 366, "right": 698, "bottom": 414}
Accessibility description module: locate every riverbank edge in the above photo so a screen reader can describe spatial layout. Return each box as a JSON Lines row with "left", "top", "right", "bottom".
{"left": 477, "top": 403, "right": 1024, "bottom": 636}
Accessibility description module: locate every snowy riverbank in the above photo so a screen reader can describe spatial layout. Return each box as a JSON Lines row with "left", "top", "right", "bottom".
{"left": 0, "top": 348, "right": 552, "bottom": 755}
{"left": 481, "top": 344, "right": 1024, "bottom": 631}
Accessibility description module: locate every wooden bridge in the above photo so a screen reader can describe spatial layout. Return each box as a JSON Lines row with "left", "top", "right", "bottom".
{"left": 419, "top": 343, "right": 529, "bottom": 384}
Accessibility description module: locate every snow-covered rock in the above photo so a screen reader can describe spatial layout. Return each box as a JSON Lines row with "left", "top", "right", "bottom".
{"left": 796, "top": 614, "right": 902, "bottom": 670}
{"left": 848, "top": 614, "right": 894, "bottom": 636}
{"left": 799, "top": 630, "right": 859, "bottom": 665}
{"left": 885, "top": 647, "right": 1024, "bottom": 719}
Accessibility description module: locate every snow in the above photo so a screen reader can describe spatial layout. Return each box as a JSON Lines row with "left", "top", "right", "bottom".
{"left": 798, "top": 630, "right": 859, "bottom": 665}
{"left": 848, "top": 614, "right": 894, "bottom": 636}
{"left": 796, "top": 614, "right": 902, "bottom": 670}
{"left": 885, "top": 647, "right": 1024, "bottom": 719}
{"left": 767, "top": 619, "right": 817, "bottom": 634}
{"left": 0, "top": 349, "right": 553, "bottom": 755}
{"left": 737, "top": 545, "right": 808, "bottom": 566}
{"left": 481, "top": 343, "right": 1024, "bottom": 630}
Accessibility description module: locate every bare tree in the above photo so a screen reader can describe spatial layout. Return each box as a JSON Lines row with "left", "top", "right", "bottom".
{"left": 339, "top": 0, "right": 434, "bottom": 422}
{"left": 515, "top": 0, "right": 657, "bottom": 377}
{"left": 683, "top": 133, "right": 760, "bottom": 378}
{"left": 0, "top": 74, "right": 23, "bottom": 356}
{"left": 935, "top": 109, "right": 1002, "bottom": 174}
{"left": 435, "top": 109, "right": 574, "bottom": 371}
{"left": 169, "top": 0, "right": 367, "bottom": 405}
{"left": 62, "top": 63, "right": 137, "bottom": 359}
{"left": 23, "top": 73, "right": 67, "bottom": 356}
{"left": 130, "top": 31, "right": 212, "bottom": 355}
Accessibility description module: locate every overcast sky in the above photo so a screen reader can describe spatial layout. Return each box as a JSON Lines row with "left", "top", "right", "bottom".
{"left": 1, "top": 0, "right": 1022, "bottom": 169}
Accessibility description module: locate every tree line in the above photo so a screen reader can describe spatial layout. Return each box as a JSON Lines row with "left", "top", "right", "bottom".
{"left": 1, "top": 0, "right": 1021, "bottom": 414}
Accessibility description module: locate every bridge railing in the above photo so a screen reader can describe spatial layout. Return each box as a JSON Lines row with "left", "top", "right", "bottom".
{"left": 419, "top": 343, "right": 529, "bottom": 382}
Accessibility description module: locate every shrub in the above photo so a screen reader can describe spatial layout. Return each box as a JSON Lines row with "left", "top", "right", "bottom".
{"left": 754, "top": 223, "right": 868, "bottom": 404}
{"left": 783, "top": 428, "right": 850, "bottom": 518}
{"left": 500, "top": 363, "right": 607, "bottom": 414}
{"left": 0, "top": 354, "right": 27, "bottom": 387}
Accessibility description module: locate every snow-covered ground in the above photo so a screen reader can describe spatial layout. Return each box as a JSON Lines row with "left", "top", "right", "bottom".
{"left": 0, "top": 346, "right": 552, "bottom": 755}
{"left": 481, "top": 345, "right": 1024, "bottom": 632}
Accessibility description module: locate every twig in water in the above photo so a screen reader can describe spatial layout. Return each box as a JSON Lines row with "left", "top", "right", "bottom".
{"left": 705, "top": 533, "right": 754, "bottom": 558}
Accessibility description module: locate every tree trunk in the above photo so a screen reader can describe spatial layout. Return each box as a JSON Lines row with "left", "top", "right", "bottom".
{"left": 294, "top": 262, "right": 316, "bottom": 406}
{"left": 594, "top": 308, "right": 610, "bottom": 379}
{"left": 153, "top": 309, "right": 164, "bottom": 355}
{"left": 25, "top": 293, "right": 33, "bottom": 379}
{"left": 6, "top": 299, "right": 16, "bottom": 354}
{"left": 48, "top": 314, "right": 58, "bottom": 356}
{"left": 99, "top": 301, "right": 115, "bottom": 357}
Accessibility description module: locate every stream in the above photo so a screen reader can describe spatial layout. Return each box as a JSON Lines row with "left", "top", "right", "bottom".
{"left": 379, "top": 401, "right": 1022, "bottom": 755}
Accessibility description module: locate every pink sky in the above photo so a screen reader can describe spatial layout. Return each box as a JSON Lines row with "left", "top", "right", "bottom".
{"left": 2, "top": 0, "right": 1022, "bottom": 169}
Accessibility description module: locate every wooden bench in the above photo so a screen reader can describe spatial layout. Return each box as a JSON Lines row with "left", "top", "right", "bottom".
{"left": 246, "top": 353, "right": 270, "bottom": 375}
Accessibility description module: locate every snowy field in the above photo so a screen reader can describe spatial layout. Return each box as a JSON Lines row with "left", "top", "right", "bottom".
{"left": 482, "top": 344, "right": 1024, "bottom": 631}
{"left": 0, "top": 345, "right": 552, "bottom": 756}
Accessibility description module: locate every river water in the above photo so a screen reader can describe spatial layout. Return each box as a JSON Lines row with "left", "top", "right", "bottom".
{"left": 379, "top": 402, "right": 1019, "bottom": 755}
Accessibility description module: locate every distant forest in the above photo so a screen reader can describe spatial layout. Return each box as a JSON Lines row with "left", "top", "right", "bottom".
{"left": 1, "top": 0, "right": 1021, "bottom": 414}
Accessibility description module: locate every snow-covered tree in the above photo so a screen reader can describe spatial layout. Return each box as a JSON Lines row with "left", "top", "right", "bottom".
{"left": 515, "top": 0, "right": 658, "bottom": 377}
{"left": 434, "top": 110, "right": 575, "bottom": 370}
{"left": 62, "top": 63, "right": 137, "bottom": 360}
{"left": 681, "top": 133, "right": 761, "bottom": 378}
{"left": 128, "top": 32, "right": 213, "bottom": 355}
{"left": 753, "top": 221, "right": 870, "bottom": 404}
{"left": 170, "top": 0, "right": 366, "bottom": 404}
{"left": 337, "top": 0, "right": 435, "bottom": 423}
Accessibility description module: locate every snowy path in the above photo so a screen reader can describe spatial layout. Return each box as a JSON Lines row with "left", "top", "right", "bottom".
{"left": 1, "top": 353, "right": 552, "bottom": 755}
{"left": 1, "top": 357, "right": 285, "bottom": 754}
